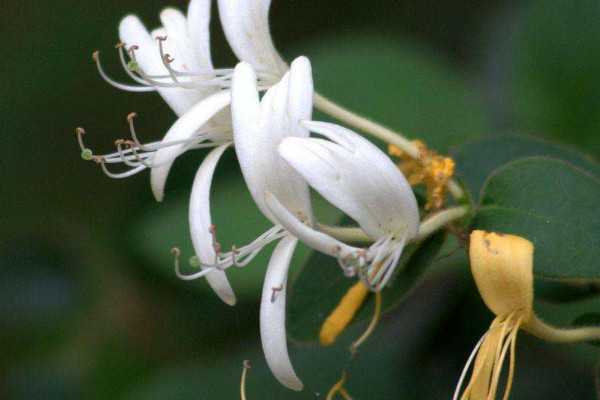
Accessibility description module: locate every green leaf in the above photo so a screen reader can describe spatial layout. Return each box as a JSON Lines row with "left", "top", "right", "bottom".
{"left": 501, "top": 0, "right": 600, "bottom": 157}
{"left": 452, "top": 134, "right": 600, "bottom": 203}
{"left": 472, "top": 157, "right": 600, "bottom": 281}
{"left": 536, "top": 280, "right": 600, "bottom": 303}
{"left": 296, "top": 32, "right": 490, "bottom": 152}
{"left": 572, "top": 313, "right": 600, "bottom": 347}
{"left": 288, "top": 231, "right": 446, "bottom": 342}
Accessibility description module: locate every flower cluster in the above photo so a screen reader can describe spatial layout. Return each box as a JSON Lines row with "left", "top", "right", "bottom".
{"left": 75, "top": 0, "right": 468, "bottom": 392}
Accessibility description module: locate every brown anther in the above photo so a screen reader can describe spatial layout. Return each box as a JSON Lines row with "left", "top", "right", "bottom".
{"left": 126, "top": 112, "right": 138, "bottom": 123}
{"left": 114, "top": 42, "right": 126, "bottom": 49}
{"left": 114, "top": 139, "right": 126, "bottom": 146}
{"left": 163, "top": 53, "right": 175, "bottom": 63}
{"left": 243, "top": 360, "right": 251, "bottom": 369}
{"left": 92, "top": 51, "right": 100, "bottom": 62}
{"left": 271, "top": 284, "right": 283, "bottom": 303}
{"left": 123, "top": 140, "right": 135, "bottom": 148}
{"left": 231, "top": 245, "right": 240, "bottom": 255}
{"left": 75, "top": 127, "right": 86, "bottom": 135}
{"left": 209, "top": 225, "right": 217, "bottom": 234}
{"left": 155, "top": 35, "right": 167, "bottom": 41}
{"left": 92, "top": 155, "right": 106, "bottom": 164}
{"left": 127, "top": 45, "right": 139, "bottom": 56}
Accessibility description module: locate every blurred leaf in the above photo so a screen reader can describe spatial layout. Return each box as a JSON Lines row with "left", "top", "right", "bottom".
{"left": 572, "top": 313, "right": 600, "bottom": 347}
{"left": 536, "top": 280, "right": 600, "bottom": 303}
{"left": 288, "top": 230, "right": 446, "bottom": 343}
{"left": 472, "top": 158, "right": 600, "bottom": 281}
{"left": 452, "top": 134, "right": 600, "bottom": 203}
{"left": 298, "top": 32, "right": 490, "bottom": 152}
{"left": 507, "top": 0, "right": 600, "bottom": 157}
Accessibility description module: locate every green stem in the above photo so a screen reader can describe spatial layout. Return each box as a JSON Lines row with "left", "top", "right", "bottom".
{"left": 524, "top": 315, "right": 600, "bottom": 343}
{"left": 316, "top": 205, "right": 469, "bottom": 244}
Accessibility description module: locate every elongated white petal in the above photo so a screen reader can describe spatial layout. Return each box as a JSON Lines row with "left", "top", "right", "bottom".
{"left": 217, "top": 0, "right": 287, "bottom": 76}
{"left": 151, "top": 90, "right": 232, "bottom": 201}
{"left": 279, "top": 121, "right": 419, "bottom": 240}
{"left": 231, "top": 57, "right": 313, "bottom": 225}
{"left": 119, "top": 16, "right": 193, "bottom": 116}
{"left": 260, "top": 235, "right": 303, "bottom": 391}
{"left": 189, "top": 144, "right": 236, "bottom": 306}
{"left": 264, "top": 191, "right": 358, "bottom": 260}
{"left": 187, "top": 0, "right": 212, "bottom": 66}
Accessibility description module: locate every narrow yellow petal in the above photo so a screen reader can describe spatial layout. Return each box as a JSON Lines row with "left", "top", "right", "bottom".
{"left": 319, "top": 281, "right": 369, "bottom": 346}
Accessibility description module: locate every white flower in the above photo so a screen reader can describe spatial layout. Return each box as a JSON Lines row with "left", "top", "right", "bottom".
{"left": 266, "top": 121, "right": 420, "bottom": 291}
{"left": 176, "top": 57, "right": 313, "bottom": 391}
{"left": 83, "top": 0, "right": 289, "bottom": 201}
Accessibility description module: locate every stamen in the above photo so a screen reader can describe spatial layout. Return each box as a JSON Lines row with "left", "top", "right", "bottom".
{"left": 116, "top": 43, "right": 149, "bottom": 85}
{"left": 92, "top": 50, "right": 157, "bottom": 92}
{"left": 174, "top": 226, "right": 288, "bottom": 280}
{"left": 326, "top": 372, "right": 355, "bottom": 400}
{"left": 240, "top": 360, "right": 251, "bottom": 400}
{"left": 350, "top": 291, "right": 382, "bottom": 355}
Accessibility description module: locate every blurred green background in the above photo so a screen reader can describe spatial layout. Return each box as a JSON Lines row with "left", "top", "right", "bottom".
{"left": 1, "top": 0, "right": 599, "bottom": 399}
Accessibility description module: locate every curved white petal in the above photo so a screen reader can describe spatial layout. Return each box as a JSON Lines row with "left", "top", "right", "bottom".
{"left": 217, "top": 0, "right": 287, "bottom": 76}
{"left": 119, "top": 16, "right": 193, "bottom": 116}
{"left": 231, "top": 57, "right": 313, "bottom": 225}
{"left": 264, "top": 191, "right": 359, "bottom": 260}
{"left": 187, "top": 0, "right": 212, "bottom": 66}
{"left": 279, "top": 121, "right": 419, "bottom": 240}
{"left": 260, "top": 236, "right": 303, "bottom": 391}
{"left": 189, "top": 143, "right": 236, "bottom": 306}
{"left": 150, "top": 90, "right": 232, "bottom": 201}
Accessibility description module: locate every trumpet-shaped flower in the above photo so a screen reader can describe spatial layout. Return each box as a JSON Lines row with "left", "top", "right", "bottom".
{"left": 82, "top": 0, "right": 289, "bottom": 201}
{"left": 176, "top": 57, "right": 313, "bottom": 391}
{"left": 266, "top": 121, "right": 420, "bottom": 291}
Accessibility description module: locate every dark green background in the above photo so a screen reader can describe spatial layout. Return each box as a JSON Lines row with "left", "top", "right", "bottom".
{"left": 1, "top": 0, "right": 599, "bottom": 399}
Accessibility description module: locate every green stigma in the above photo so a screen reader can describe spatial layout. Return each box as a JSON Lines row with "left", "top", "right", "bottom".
{"left": 127, "top": 60, "right": 139, "bottom": 71}
{"left": 189, "top": 255, "right": 201, "bottom": 268}
{"left": 81, "top": 149, "right": 93, "bottom": 161}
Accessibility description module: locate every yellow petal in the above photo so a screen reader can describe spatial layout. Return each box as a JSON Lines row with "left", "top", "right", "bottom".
{"left": 469, "top": 230, "right": 534, "bottom": 322}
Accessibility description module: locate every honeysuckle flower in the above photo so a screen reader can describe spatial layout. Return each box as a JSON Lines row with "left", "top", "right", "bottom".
{"left": 454, "top": 230, "right": 534, "bottom": 400}
{"left": 266, "top": 121, "right": 420, "bottom": 291}
{"left": 456, "top": 230, "right": 600, "bottom": 400}
{"left": 82, "top": 0, "right": 289, "bottom": 200}
{"left": 175, "top": 56, "right": 313, "bottom": 391}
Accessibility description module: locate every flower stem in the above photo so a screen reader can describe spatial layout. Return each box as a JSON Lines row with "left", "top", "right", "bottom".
{"left": 524, "top": 315, "right": 600, "bottom": 343}
{"left": 313, "top": 92, "right": 420, "bottom": 158}
{"left": 313, "top": 92, "right": 467, "bottom": 202}
{"left": 415, "top": 205, "right": 469, "bottom": 240}
{"left": 316, "top": 205, "right": 469, "bottom": 244}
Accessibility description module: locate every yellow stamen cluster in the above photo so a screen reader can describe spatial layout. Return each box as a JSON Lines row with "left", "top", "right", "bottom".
{"left": 389, "top": 141, "right": 455, "bottom": 210}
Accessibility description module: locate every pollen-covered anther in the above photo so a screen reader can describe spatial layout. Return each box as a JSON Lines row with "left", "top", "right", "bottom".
{"left": 114, "top": 42, "right": 126, "bottom": 49}
{"left": 92, "top": 51, "right": 100, "bottom": 62}
{"left": 389, "top": 140, "right": 456, "bottom": 210}
{"left": 126, "top": 112, "right": 137, "bottom": 123}
{"left": 92, "top": 155, "right": 106, "bottom": 164}
{"left": 126, "top": 45, "right": 139, "bottom": 56}
{"left": 155, "top": 35, "right": 167, "bottom": 41}
{"left": 271, "top": 284, "right": 283, "bottom": 303}
{"left": 163, "top": 54, "right": 175, "bottom": 64}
